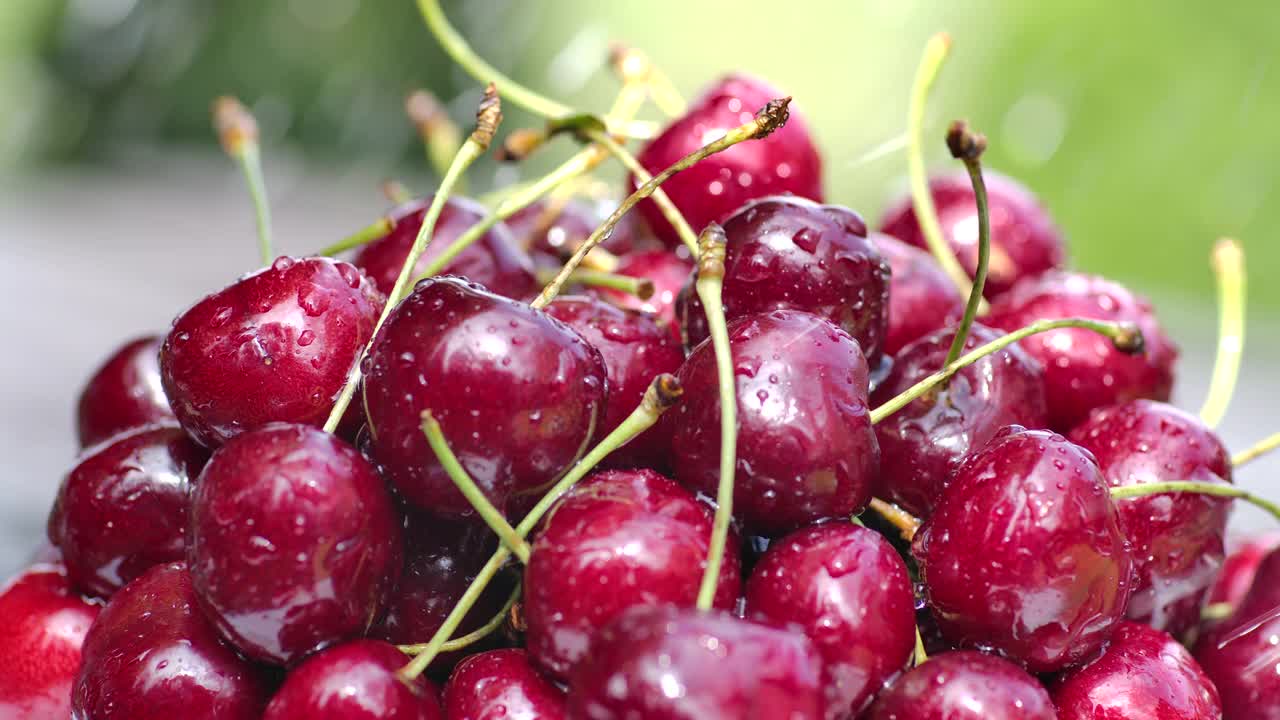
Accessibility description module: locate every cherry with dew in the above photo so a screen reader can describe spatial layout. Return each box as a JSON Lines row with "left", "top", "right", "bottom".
{"left": 443, "top": 649, "right": 566, "bottom": 720}
{"left": 262, "top": 640, "right": 442, "bottom": 720}
{"left": 873, "top": 233, "right": 964, "bottom": 355}
{"left": 867, "top": 650, "right": 1055, "bottom": 720}
{"left": 76, "top": 336, "right": 174, "bottom": 448}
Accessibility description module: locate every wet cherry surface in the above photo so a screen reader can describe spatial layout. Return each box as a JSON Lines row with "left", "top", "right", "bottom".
{"left": 505, "top": 198, "right": 650, "bottom": 270}
{"left": 262, "top": 640, "right": 442, "bottom": 720}
{"left": 872, "top": 234, "right": 965, "bottom": 355}
{"left": 595, "top": 249, "right": 692, "bottom": 343}
{"left": 867, "top": 650, "right": 1055, "bottom": 720}
{"left": 1194, "top": 546, "right": 1280, "bottom": 720}
{"left": 187, "top": 424, "right": 402, "bottom": 666}
{"left": 76, "top": 336, "right": 175, "bottom": 448}
{"left": 443, "top": 649, "right": 566, "bottom": 720}
{"left": 1209, "top": 531, "right": 1280, "bottom": 610}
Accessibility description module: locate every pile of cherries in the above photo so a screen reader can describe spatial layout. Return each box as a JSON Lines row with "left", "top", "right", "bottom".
{"left": 4, "top": 11, "right": 1279, "bottom": 720}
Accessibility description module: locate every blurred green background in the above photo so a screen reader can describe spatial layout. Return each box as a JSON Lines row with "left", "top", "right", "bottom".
{"left": 2, "top": 0, "right": 1277, "bottom": 305}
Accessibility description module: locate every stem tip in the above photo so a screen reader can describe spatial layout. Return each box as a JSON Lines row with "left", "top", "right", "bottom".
{"left": 753, "top": 97, "right": 792, "bottom": 139}
{"left": 496, "top": 128, "right": 546, "bottom": 162}
{"left": 696, "top": 223, "right": 728, "bottom": 278}
{"left": 946, "top": 120, "right": 987, "bottom": 161}
{"left": 406, "top": 89, "right": 447, "bottom": 133}
{"left": 1112, "top": 322, "right": 1145, "bottom": 354}
{"left": 472, "top": 83, "right": 503, "bottom": 150}
{"left": 212, "top": 96, "right": 258, "bottom": 155}
{"left": 649, "top": 373, "right": 684, "bottom": 411}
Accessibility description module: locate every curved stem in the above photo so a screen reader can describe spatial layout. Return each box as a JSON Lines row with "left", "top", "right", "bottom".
{"left": 1233, "top": 430, "right": 1280, "bottom": 468}
{"left": 867, "top": 497, "right": 921, "bottom": 542}
{"left": 584, "top": 128, "right": 700, "bottom": 257}
{"left": 317, "top": 216, "right": 395, "bottom": 257}
{"left": 1110, "top": 481, "right": 1280, "bottom": 523}
{"left": 942, "top": 121, "right": 990, "bottom": 368}
{"left": 534, "top": 268, "right": 654, "bottom": 299}
{"left": 1199, "top": 238, "right": 1246, "bottom": 429}
{"left": 399, "top": 582, "right": 520, "bottom": 655}
{"left": 213, "top": 97, "right": 273, "bottom": 264}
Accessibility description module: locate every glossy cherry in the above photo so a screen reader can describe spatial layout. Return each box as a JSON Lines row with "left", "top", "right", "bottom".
{"left": 744, "top": 523, "right": 916, "bottom": 718}
{"left": 187, "top": 423, "right": 402, "bottom": 666}
{"left": 1194, "top": 546, "right": 1280, "bottom": 719}
{"left": 505, "top": 198, "right": 649, "bottom": 270}
{"left": 160, "top": 256, "right": 383, "bottom": 447}
{"left": 595, "top": 249, "right": 692, "bottom": 342}
{"left": 362, "top": 276, "right": 606, "bottom": 515}
{"left": 1209, "top": 531, "right": 1280, "bottom": 610}
{"left": 76, "top": 336, "right": 174, "bottom": 447}
{"left": 913, "top": 427, "right": 1133, "bottom": 673}
{"left": 442, "top": 649, "right": 566, "bottom": 720}
{"left": 867, "top": 650, "right": 1055, "bottom": 720}
{"left": 985, "top": 271, "right": 1178, "bottom": 431}
{"left": 49, "top": 424, "right": 208, "bottom": 598}
{"left": 872, "top": 233, "right": 964, "bottom": 355}
{"left": 262, "top": 640, "right": 442, "bottom": 720}
{"left": 668, "top": 309, "right": 878, "bottom": 536}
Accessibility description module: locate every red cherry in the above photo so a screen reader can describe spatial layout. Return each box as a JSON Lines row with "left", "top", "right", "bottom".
{"left": 1193, "top": 546, "right": 1280, "bottom": 719}
{"left": 596, "top": 249, "right": 692, "bottom": 343}
{"left": 76, "top": 336, "right": 175, "bottom": 448}
{"left": 1208, "top": 531, "right": 1280, "bottom": 610}
{"left": 871, "top": 233, "right": 964, "bottom": 355}
{"left": 262, "top": 640, "right": 442, "bottom": 720}
{"left": 443, "top": 649, "right": 566, "bottom": 720}
{"left": 867, "top": 650, "right": 1055, "bottom": 720}
{"left": 505, "top": 198, "right": 651, "bottom": 270}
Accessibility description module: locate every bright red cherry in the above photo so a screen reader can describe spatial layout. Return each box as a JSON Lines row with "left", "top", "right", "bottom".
{"left": 1209, "top": 531, "right": 1280, "bottom": 610}
{"left": 913, "top": 427, "right": 1133, "bottom": 673}
{"left": 262, "top": 640, "right": 442, "bottom": 720}
{"left": 867, "top": 650, "right": 1055, "bottom": 720}
{"left": 505, "top": 198, "right": 650, "bottom": 270}
{"left": 568, "top": 605, "right": 826, "bottom": 719}
{"left": 596, "top": 249, "right": 692, "bottom": 342}
{"left": 1194, "top": 546, "right": 1280, "bottom": 719}
{"left": 668, "top": 310, "right": 878, "bottom": 536}
{"left": 985, "top": 271, "right": 1178, "bottom": 432}
{"left": 362, "top": 277, "right": 606, "bottom": 515}
{"left": 187, "top": 423, "right": 402, "bottom": 666}
{"left": 744, "top": 523, "right": 916, "bottom": 718}
{"left": 443, "top": 649, "right": 566, "bottom": 720}
{"left": 879, "top": 170, "right": 1066, "bottom": 299}
{"left": 76, "top": 336, "right": 174, "bottom": 448}
{"left": 160, "top": 256, "right": 383, "bottom": 448}
{"left": 524, "top": 469, "right": 741, "bottom": 681}
{"left": 872, "top": 233, "right": 964, "bottom": 355}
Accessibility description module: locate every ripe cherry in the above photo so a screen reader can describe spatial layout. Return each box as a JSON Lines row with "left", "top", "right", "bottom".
{"left": 872, "top": 233, "right": 964, "bottom": 355}
{"left": 1208, "top": 531, "right": 1280, "bottom": 610}
{"left": 505, "top": 198, "right": 649, "bottom": 269}
{"left": 262, "top": 640, "right": 442, "bottom": 720}
{"left": 443, "top": 649, "right": 566, "bottom": 720}
{"left": 595, "top": 249, "right": 692, "bottom": 342}
{"left": 1193, "top": 546, "right": 1280, "bottom": 719}
{"left": 867, "top": 650, "right": 1055, "bottom": 720}
{"left": 76, "top": 336, "right": 174, "bottom": 448}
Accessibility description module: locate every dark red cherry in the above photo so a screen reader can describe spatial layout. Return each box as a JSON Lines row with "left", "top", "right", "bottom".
{"left": 867, "top": 650, "right": 1055, "bottom": 720}
{"left": 72, "top": 562, "right": 271, "bottom": 720}
{"left": 677, "top": 196, "right": 890, "bottom": 364}
{"left": 0, "top": 562, "right": 100, "bottom": 719}
{"left": 50, "top": 424, "right": 208, "bottom": 598}
{"left": 668, "top": 309, "right": 878, "bottom": 536}
{"left": 1193, "top": 547, "right": 1280, "bottom": 719}
{"left": 1208, "top": 531, "right": 1280, "bottom": 610}
{"left": 1069, "top": 399, "right": 1232, "bottom": 636}
{"left": 524, "top": 469, "right": 741, "bottom": 681}
{"left": 187, "top": 423, "right": 402, "bottom": 665}
{"left": 443, "top": 649, "right": 566, "bottom": 720}
{"left": 913, "top": 427, "right": 1133, "bottom": 673}
{"left": 568, "top": 605, "right": 826, "bottom": 719}
{"left": 160, "top": 256, "right": 383, "bottom": 448}
{"left": 872, "top": 323, "right": 1049, "bottom": 518}
{"left": 76, "top": 336, "right": 175, "bottom": 448}
{"left": 872, "top": 233, "right": 965, "bottom": 355}
{"left": 596, "top": 249, "right": 692, "bottom": 343}
{"left": 1052, "top": 621, "right": 1221, "bottom": 720}
{"left": 631, "top": 74, "right": 823, "bottom": 249}
{"left": 363, "top": 276, "right": 606, "bottom": 515}
{"left": 744, "top": 523, "right": 916, "bottom": 717}
{"left": 353, "top": 195, "right": 536, "bottom": 299}
{"left": 262, "top": 640, "right": 441, "bottom": 720}
{"left": 505, "top": 198, "right": 649, "bottom": 269}
{"left": 879, "top": 170, "right": 1066, "bottom": 300}
{"left": 545, "top": 296, "right": 685, "bottom": 469}
{"left": 985, "top": 271, "right": 1178, "bottom": 432}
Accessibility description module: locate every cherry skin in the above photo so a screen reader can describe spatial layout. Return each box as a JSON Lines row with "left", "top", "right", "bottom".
{"left": 568, "top": 605, "right": 826, "bottom": 719}
{"left": 362, "top": 276, "right": 606, "bottom": 515}
{"left": 866, "top": 650, "right": 1055, "bottom": 720}
{"left": 879, "top": 169, "right": 1066, "bottom": 299}
{"left": 0, "top": 562, "right": 101, "bottom": 720}
{"left": 595, "top": 249, "right": 692, "bottom": 343}
{"left": 1069, "top": 399, "right": 1232, "bottom": 636}
{"left": 668, "top": 309, "right": 878, "bottom": 536}
{"left": 442, "top": 649, "right": 566, "bottom": 720}
{"left": 72, "top": 562, "right": 271, "bottom": 720}
{"left": 1208, "top": 531, "right": 1280, "bottom": 610}
{"left": 913, "top": 427, "right": 1133, "bottom": 673}
{"left": 985, "top": 271, "right": 1178, "bottom": 432}
{"left": 76, "top": 336, "right": 175, "bottom": 447}
{"left": 160, "top": 256, "right": 383, "bottom": 448}
{"left": 1193, "top": 546, "right": 1280, "bottom": 719}
{"left": 631, "top": 73, "right": 823, "bottom": 249}
{"left": 872, "top": 233, "right": 965, "bottom": 355}
{"left": 677, "top": 196, "right": 890, "bottom": 365}
{"left": 744, "top": 523, "right": 916, "bottom": 718}
{"left": 187, "top": 423, "right": 402, "bottom": 666}
{"left": 505, "top": 198, "right": 649, "bottom": 270}
{"left": 353, "top": 195, "right": 536, "bottom": 299}
{"left": 524, "top": 469, "right": 741, "bottom": 681}
{"left": 262, "top": 640, "right": 442, "bottom": 720}
{"left": 1051, "top": 620, "right": 1221, "bottom": 720}
{"left": 49, "top": 424, "right": 208, "bottom": 598}
{"left": 871, "top": 323, "right": 1049, "bottom": 518}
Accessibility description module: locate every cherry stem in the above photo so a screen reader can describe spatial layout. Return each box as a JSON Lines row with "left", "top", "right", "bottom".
{"left": 383, "top": 180, "right": 413, "bottom": 205}
{"left": 1198, "top": 238, "right": 1246, "bottom": 429}
{"left": 871, "top": 317, "right": 1145, "bottom": 425}
{"left": 1110, "top": 481, "right": 1280, "bottom": 523}
{"left": 913, "top": 626, "right": 929, "bottom": 666}
{"left": 398, "top": 374, "right": 685, "bottom": 680}
{"left": 942, "top": 120, "right": 990, "bottom": 368}
{"left": 866, "top": 497, "right": 921, "bottom": 542}
{"left": 531, "top": 97, "right": 793, "bottom": 310}
{"left": 1202, "top": 602, "right": 1234, "bottom": 622}
{"left": 316, "top": 216, "right": 396, "bottom": 256}
{"left": 398, "top": 581, "right": 521, "bottom": 656}
{"left": 1233, "top": 429, "right": 1280, "bottom": 467}
{"left": 213, "top": 97, "right": 273, "bottom": 265}
{"left": 406, "top": 89, "right": 466, "bottom": 189}
{"left": 323, "top": 85, "right": 502, "bottom": 434}
{"left": 533, "top": 268, "right": 654, "bottom": 299}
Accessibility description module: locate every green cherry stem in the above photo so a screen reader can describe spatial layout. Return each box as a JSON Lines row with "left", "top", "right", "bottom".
{"left": 213, "top": 97, "right": 274, "bottom": 265}
{"left": 399, "top": 581, "right": 521, "bottom": 655}
{"left": 1110, "top": 481, "right": 1280, "bottom": 523}
{"left": 913, "top": 626, "right": 929, "bottom": 666}
{"left": 1198, "top": 238, "right": 1246, "bottom": 429}
{"left": 533, "top": 268, "right": 654, "bottom": 299}
{"left": 1233, "top": 430, "right": 1280, "bottom": 468}
{"left": 941, "top": 121, "right": 990, "bottom": 368}
{"left": 316, "top": 216, "right": 396, "bottom": 257}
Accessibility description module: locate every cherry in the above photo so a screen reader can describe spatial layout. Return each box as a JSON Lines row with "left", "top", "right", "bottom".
{"left": 72, "top": 562, "right": 271, "bottom": 720}
{"left": 871, "top": 323, "right": 1049, "bottom": 517}
{"left": 985, "top": 271, "right": 1178, "bottom": 431}
{"left": 76, "top": 336, "right": 175, "bottom": 448}
{"left": 1069, "top": 399, "right": 1232, "bottom": 635}
{"left": 187, "top": 423, "right": 402, "bottom": 666}
{"left": 676, "top": 196, "right": 891, "bottom": 366}
{"left": 744, "top": 522, "right": 916, "bottom": 718}
{"left": 1208, "top": 531, "right": 1280, "bottom": 610}
{"left": 668, "top": 309, "right": 878, "bottom": 536}
{"left": 49, "top": 424, "right": 208, "bottom": 598}
{"left": 160, "top": 256, "right": 383, "bottom": 448}
{"left": 567, "top": 605, "right": 826, "bottom": 719}
{"left": 879, "top": 170, "right": 1066, "bottom": 299}
{"left": 1193, "top": 546, "right": 1280, "bottom": 719}
{"left": 442, "top": 649, "right": 566, "bottom": 720}
{"left": 913, "top": 427, "right": 1133, "bottom": 673}
{"left": 1051, "top": 620, "right": 1221, "bottom": 720}
{"left": 523, "top": 469, "right": 741, "bottom": 681}
{"left": 262, "top": 640, "right": 442, "bottom": 720}
{"left": 505, "top": 198, "right": 650, "bottom": 270}
{"left": 867, "top": 650, "right": 1055, "bottom": 720}
{"left": 362, "top": 276, "right": 606, "bottom": 515}
{"left": 354, "top": 195, "right": 536, "bottom": 299}
{"left": 0, "top": 562, "right": 101, "bottom": 719}
{"left": 595, "top": 249, "right": 692, "bottom": 343}
{"left": 872, "top": 233, "right": 964, "bottom": 355}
